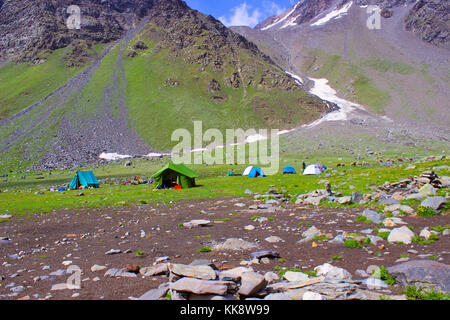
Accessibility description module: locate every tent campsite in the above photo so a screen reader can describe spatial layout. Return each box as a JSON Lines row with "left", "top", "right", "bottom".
{"left": 151, "top": 163, "right": 199, "bottom": 189}
{"left": 282, "top": 165, "right": 297, "bottom": 174}
{"left": 69, "top": 171, "right": 100, "bottom": 189}
{"left": 303, "top": 164, "right": 322, "bottom": 175}
{"left": 248, "top": 167, "right": 266, "bottom": 178}
{"left": 243, "top": 166, "right": 254, "bottom": 176}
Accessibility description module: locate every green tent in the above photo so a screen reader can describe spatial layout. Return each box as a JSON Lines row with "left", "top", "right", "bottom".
{"left": 69, "top": 171, "right": 100, "bottom": 189}
{"left": 151, "top": 163, "right": 199, "bottom": 189}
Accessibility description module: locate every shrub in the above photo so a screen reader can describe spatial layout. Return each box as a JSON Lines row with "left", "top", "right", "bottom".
{"left": 344, "top": 239, "right": 364, "bottom": 248}
{"left": 197, "top": 247, "right": 211, "bottom": 253}
{"left": 331, "top": 255, "right": 343, "bottom": 261}
{"left": 404, "top": 285, "right": 450, "bottom": 300}
{"left": 416, "top": 206, "right": 439, "bottom": 217}
{"left": 373, "top": 266, "right": 396, "bottom": 286}
{"left": 431, "top": 225, "right": 450, "bottom": 233}
{"left": 412, "top": 234, "right": 438, "bottom": 245}
{"left": 377, "top": 231, "right": 390, "bottom": 240}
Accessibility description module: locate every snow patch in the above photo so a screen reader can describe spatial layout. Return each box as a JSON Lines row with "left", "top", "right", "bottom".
{"left": 311, "top": 1, "right": 353, "bottom": 27}
{"left": 261, "top": 0, "right": 304, "bottom": 30}
{"left": 99, "top": 153, "right": 132, "bottom": 161}
{"left": 286, "top": 71, "right": 303, "bottom": 85}
{"left": 303, "top": 77, "right": 363, "bottom": 127}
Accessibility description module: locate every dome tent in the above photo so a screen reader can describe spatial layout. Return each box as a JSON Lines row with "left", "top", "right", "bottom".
{"left": 248, "top": 167, "right": 266, "bottom": 178}
{"left": 282, "top": 165, "right": 297, "bottom": 174}
{"left": 243, "top": 166, "right": 254, "bottom": 176}
{"left": 303, "top": 164, "right": 322, "bottom": 175}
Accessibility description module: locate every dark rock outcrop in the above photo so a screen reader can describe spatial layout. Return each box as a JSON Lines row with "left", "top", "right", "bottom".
{"left": 405, "top": 0, "right": 449, "bottom": 50}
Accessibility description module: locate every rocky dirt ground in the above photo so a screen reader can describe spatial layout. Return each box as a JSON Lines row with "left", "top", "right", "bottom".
{"left": 1, "top": 192, "right": 449, "bottom": 300}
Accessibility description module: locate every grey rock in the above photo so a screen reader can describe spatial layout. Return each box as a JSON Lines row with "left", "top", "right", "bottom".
{"left": 169, "top": 278, "right": 232, "bottom": 295}
{"left": 315, "top": 263, "right": 352, "bottom": 281}
{"left": 387, "top": 226, "right": 415, "bottom": 244}
{"left": 264, "top": 236, "right": 283, "bottom": 243}
{"left": 238, "top": 272, "right": 267, "bottom": 296}
{"left": 421, "top": 196, "right": 446, "bottom": 211}
{"left": 283, "top": 271, "right": 310, "bottom": 282}
{"left": 220, "top": 267, "right": 254, "bottom": 281}
{"left": 49, "top": 269, "right": 67, "bottom": 276}
{"left": 250, "top": 250, "right": 280, "bottom": 260}
{"left": 212, "top": 238, "right": 258, "bottom": 251}
{"left": 264, "top": 293, "right": 291, "bottom": 300}
{"left": 138, "top": 283, "right": 169, "bottom": 300}
{"left": 338, "top": 196, "right": 352, "bottom": 205}
{"left": 105, "top": 249, "right": 121, "bottom": 255}
{"left": 140, "top": 264, "right": 168, "bottom": 277}
{"left": 379, "top": 198, "right": 399, "bottom": 206}
{"left": 183, "top": 219, "right": 211, "bottom": 229}
{"left": 298, "top": 226, "right": 321, "bottom": 243}
{"left": 169, "top": 263, "right": 216, "bottom": 280}
{"left": 329, "top": 234, "right": 346, "bottom": 244}
{"left": 352, "top": 192, "right": 365, "bottom": 204}
{"left": 361, "top": 209, "right": 384, "bottom": 224}
{"left": 388, "top": 260, "right": 450, "bottom": 292}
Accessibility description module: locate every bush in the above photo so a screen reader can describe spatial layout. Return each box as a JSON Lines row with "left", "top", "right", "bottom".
{"left": 373, "top": 266, "right": 396, "bottom": 286}
{"left": 417, "top": 205, "right": 439, "bottom": 217}
{"left": 377, "top": 231, "right": 390, "bottom": 240}
{"left": 404, "top": 285, "right": 450, "bottom": 300}
{"left": 344, "top": 239, "right": 364, "bottom": 248}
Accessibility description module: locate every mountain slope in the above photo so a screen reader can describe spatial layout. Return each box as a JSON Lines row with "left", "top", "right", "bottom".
{"left": 232, "top": 0, "right": 450, "bottom": 139}
{"left": 0, "top": 0, "right": 331, "bottom": 171}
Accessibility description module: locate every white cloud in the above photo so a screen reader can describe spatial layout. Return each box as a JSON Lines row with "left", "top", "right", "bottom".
{"left": 263, "top": 1, "right": 287, "bottom": 16}
{"left": 219, "top": 2, "right": 262, "bottom": 27}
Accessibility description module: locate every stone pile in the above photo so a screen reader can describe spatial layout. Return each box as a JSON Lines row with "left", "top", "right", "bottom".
{"left": 133, "top": 262, "right": 393, "bottom": 301}
{"left": 377, "top": 171, "right": 447, "bottom": 196}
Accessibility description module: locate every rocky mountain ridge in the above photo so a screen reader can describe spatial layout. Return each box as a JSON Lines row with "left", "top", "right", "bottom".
{"left": 256, "top": 0, "right": 448, "bottom": 49}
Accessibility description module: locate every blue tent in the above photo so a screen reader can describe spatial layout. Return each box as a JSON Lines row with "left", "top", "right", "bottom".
{"left": 248, "top": 167, "right": 266, "bottom": 178}
{"left": 282, "top": 165, "right": 296, "bottom": 174}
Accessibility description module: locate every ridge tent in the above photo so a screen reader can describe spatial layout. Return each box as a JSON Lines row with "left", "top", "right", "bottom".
{"left": 243, "top": 166, "right": 254, "bottom": 176}
{"left": 69, "top": 171, "right": 100, "bottom": 189}
{"left": 248, "top": 167, "right": 266, "bottom": 178}
{"left": 303, "top": 164, "right": 322, "bottom": 175}
{"left": 151, "top": 163, "right": 199, "bottom": 189}
{"left": 282, "top": 165, "right": 296, "bottom": 174}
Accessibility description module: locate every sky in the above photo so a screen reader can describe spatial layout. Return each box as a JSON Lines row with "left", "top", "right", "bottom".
{"left": 185, "top": 0, "right": 297, "bottom": 28}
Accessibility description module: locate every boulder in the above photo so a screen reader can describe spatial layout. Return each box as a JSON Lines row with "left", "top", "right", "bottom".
{"left": 337, "top": 196, "right": 352, "bottom": 205}
{"left": 220, "top": 267, "right": 254, "bottom": 281}
{"left": 387, "top": 226, "right": 415, "bottom": 244}
{"left": 250, "top": 250, "right": 280, "bottom": 260}
{"left": 388, "top": 260, "right": 450, "bottom": 292}
{"left": 283, "top": 271, "right": 310, "bottom": 282}
{"left": 140, "top": 264, "right": 168, "bottom": 277}
{"left": 361, "top": 209, "right": 384, "bottom": 224}
{"left": 138, "top": 283, "right": 169, "bottom": 300}
{"left": 238, "top": 272, "right": 267, "bottom": 296}
{"left": 183, "top": 219, "right": 211, "bottom": 229}
{"left": 352, "top": 192, "right": 365, "bottom": 204}
{"left": 169, "top": 278, "right": 232, "bottom": 296}
{"left": 314, "top": 263, "right": 352, "bottom": 281}
{"left": 421, "top": 196, "right": 446, "bottom": 211}
{"left": 169, "top": 263, "right": 216, "bottom": 280}
{"left": 213, "top": 238, "right": 258, "bottom": 251}
{"left": 298, "top": 226, "right": 321, "bottom": 243}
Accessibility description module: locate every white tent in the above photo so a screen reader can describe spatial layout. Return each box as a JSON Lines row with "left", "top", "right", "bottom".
{"left": 303, "top": 164, "right": 322, "bottom": 175}
{"left": 243, "top": 166, "right": 254, "bottom": 176}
